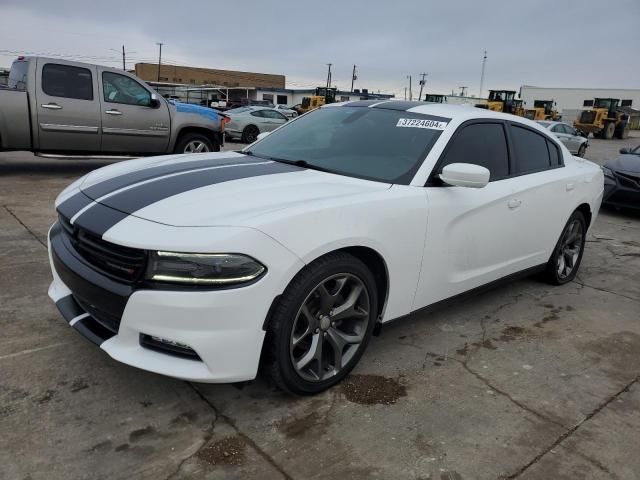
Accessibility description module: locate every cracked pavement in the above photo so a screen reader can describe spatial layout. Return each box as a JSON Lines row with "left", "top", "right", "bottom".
{"left": 1, "top": 135, "right": 639, "bottom": 480}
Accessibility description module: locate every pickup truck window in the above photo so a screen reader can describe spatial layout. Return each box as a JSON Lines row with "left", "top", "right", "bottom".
{"left": 42, "top": 64, "right": 93, "bottom": 100}
{"left": 102, "top": 72, "right": 151, "bottom": 107}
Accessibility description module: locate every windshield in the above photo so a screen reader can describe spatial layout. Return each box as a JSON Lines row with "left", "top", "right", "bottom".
{"left": 247, "top": 106, "right": 449, "bottom": 184}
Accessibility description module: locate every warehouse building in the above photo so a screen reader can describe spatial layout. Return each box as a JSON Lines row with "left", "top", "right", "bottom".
{"left": 134, "top": 63, "right": 285, "bottom": 89}
{"left": 520, "top": 86, "right": 640, "bottom": 126}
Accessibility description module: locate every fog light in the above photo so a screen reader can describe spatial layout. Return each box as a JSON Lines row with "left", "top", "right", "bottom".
{"left": 139, "top": 334, "right": 201, "bottom": 360}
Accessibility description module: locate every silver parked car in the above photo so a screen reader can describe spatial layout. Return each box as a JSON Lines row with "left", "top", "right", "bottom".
{"left": 225, "top": 107, "right": 289, "bottom": 143}
{"left": 537, "top": 121, "right": 588, "bottom": 157}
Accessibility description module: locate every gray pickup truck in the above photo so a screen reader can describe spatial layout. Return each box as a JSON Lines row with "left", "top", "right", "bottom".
{"left": 0, "top": 56, "right": 225, "bottom": 156}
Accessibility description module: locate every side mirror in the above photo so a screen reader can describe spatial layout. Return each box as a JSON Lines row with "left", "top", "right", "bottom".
{"left": 439, "top": 163, "right": 490, "bottom": 188}
{"left": 150, "top": 93, "right": 161, "bottom": 109}
{"left": 619, "top": 147, "right": 630, "bottom": 154}
{"left": 256, "top": 131, "right": 271, "bottom": 141}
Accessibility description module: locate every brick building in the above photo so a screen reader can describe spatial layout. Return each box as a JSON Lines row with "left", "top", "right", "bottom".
{"left": 134, "top": 63, "right": 285, "bottom": 89}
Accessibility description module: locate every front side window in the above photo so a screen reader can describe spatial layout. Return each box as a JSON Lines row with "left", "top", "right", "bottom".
{"left": 102, "top": 72, "right": 151, "bottom": 106}
{"left": 42, "top": 64, "right": 93, "bottom": 100}
{"left": 248, "top": 106, "right": 448, "bottom": 184}
{"left": 436, "top": 123, "right": 509, "bottom": 181}
{"left": 262, "top": 110, "right": 287, "bottom": 120}
{"left": 510, "top": 125, "right": 551, "bottom": 173}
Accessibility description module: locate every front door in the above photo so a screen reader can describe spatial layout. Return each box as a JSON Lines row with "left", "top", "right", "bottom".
{"left": 414, "top": 121, "right": 524, "bottom": 309}
{"left": 99, "top": 69, "right": 171, "bottom": 154}
{"left": 35, "top": 60, "right": 101, "bottom": 152}
{"left": 261, "top": 109, "right": 289, "bottom": 132}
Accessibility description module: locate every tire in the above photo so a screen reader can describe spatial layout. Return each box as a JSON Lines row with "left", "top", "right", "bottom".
{"left": 241, "top": 125, "right": 259, "bottom": 143}
{"left": 577, "top": 143, "right": 586, "bottom": 158}
{"left": 174, "top": 132, "right": 217, "bottom": 154}
{"left": 602, "top": 122, "right": 615, "bottom": 140}
{"left": 542, "top": 210, "right": 587, "bottom": 285}
{"left": 264, "top": 251, "right": 378, "bottom": 395}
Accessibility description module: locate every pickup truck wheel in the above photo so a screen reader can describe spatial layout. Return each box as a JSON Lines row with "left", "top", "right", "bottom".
{"left": 242, "top": 125, "right": 259, "bottom": 143}
{"left": 175, "top": 133, "right": 216, "bottom": 154}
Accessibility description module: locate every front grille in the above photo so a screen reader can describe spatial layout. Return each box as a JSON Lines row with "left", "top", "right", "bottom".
{"left": 616, "top": 172, "right": 640, "bottom": 189}
{"left": 58, "top": 214, "right": 147, "bottom": 283}
{"left": 580, "top": 111, "right": 596, "bottom": 124}
{"left": 75, "top": 295, "right": 121, "bottom": 334}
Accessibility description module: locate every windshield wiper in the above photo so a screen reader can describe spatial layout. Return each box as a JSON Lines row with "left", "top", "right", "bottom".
{"left": 242, "top": 151, "right": 337, "bottom": 174}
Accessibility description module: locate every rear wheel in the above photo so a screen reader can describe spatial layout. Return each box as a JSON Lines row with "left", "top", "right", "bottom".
{"left": 602, "top": 122, "right": 615, "bottom": 140}
{"left": 242, "top": 125, "right": 259, "bottom": 143}
{"left": 174, "top": 133, "right": 217, "bottom": 154}
{"left": 543, "top": 211, "right": 586, "bottom": 285}
{"left": 264, "top": 252, "right": 378, "bottom": 394}
{"left": 577, "top": 143, "right": 586, "bottom": 158}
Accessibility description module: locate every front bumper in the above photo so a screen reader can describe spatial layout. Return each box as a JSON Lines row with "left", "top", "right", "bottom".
{"left": 602, "top": 171, "right": 640, "bottom": 210}
{"left": 48, "top": 221, "right": 303, "bottom": 382}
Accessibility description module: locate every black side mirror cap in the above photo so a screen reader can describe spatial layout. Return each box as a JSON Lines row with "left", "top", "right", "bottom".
{"left": 150, "top": 94, "right": 161, "bottom": 109}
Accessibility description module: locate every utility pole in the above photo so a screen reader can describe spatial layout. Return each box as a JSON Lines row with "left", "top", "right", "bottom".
{"left": 407, "top": 75, "right": 412, "bottom": 101}
{"left": 350, "top": 64, "right": 357, "bottom": 92}
{"left": 418, "top": 73, "right": 427, "bottom": 102}
{"left": 326, "top": 63, "right": 332, "bottom": 89}
{"left": 459, "top": 86, "right": 468, "bottom": 97}
{"left": 121, "top": 45, "right": 126, "bottom": 70}
{"left": 156, "top": 42, "right": 164, "bottom": 82}
{"left": 479, "top": 50, "right": 487, "bottom": 99}
{"left": 404, "top": 87, "right": 407, "bottom": 101}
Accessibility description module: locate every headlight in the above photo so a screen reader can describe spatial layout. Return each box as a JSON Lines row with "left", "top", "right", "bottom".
{"left": 146, "top": 251, "right": 266, "bottom": 286}
{"left": 602, "top": 166, "right": 615, "bottom": 179}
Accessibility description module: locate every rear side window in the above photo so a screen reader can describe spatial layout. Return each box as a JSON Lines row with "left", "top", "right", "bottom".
{"left": 548, "top": 140, "right": 561, "bottom": 166}
{"left": 510, "top": 125, "right": 550, "bottom": 173}
{"left": 8, "top": 60, "right": 29, "bottom": 90}
{"left": 42, "top": 64, "right": 93, "bottom": 100}
{"left": 437, "top": 123, "right": 509, "bottom": 181}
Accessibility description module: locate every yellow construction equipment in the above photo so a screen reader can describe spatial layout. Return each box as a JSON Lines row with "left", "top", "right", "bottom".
{"left": 295, "top": 87, "right": 337, "bottom": 115}
{"left": 424, "top": 94, "right": 447, "bottom": 103}
{"left": 475, "top": 90, "right": 525, "bottom": 117}
{"left": 574, "top": 98, "right": 630, "bottom": 139}
{"left": 525, "top": 100, "right": 561, "bottom": 121}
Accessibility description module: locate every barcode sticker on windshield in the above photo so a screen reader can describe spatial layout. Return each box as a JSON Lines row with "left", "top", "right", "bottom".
{"left": 396, "top": 118, "right": 447, "bottom": 130}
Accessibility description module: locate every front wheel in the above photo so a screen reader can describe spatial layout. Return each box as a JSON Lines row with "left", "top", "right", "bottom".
{"left": 577, "top": 143, "right": 586, "bottom": 158}
{"left": 264, "top": 252, "right": 378, "bottom": 394}
{"left": 543, "top": 211, "right": 586, "bottom": 285}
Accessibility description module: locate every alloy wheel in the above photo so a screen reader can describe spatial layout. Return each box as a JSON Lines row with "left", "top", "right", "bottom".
{"left": 183, "top": 140, "right": 210, "bottom": 153}
{"left": 557, "top": 219, "right": 584, "bottom": 279}
{"left": 289, "top": 273, "right": 371, "bottom": 382}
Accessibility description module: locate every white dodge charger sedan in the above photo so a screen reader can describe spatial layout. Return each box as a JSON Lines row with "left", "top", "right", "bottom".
{"left": 48, "top": 101, "right": 603, "bottom": 394}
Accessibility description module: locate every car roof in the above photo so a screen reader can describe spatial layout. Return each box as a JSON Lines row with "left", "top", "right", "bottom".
{"left": 330, "top": 100, "right": 537, "bottom": 124}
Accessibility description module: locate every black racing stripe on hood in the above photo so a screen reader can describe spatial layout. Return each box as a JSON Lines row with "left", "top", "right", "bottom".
{"left": 57, "top": 191, "right": 94, "bottom": 221}
{"left": 73, "top": 161, "right": 304, "bottom": 236}
{"left": 82, "top": 155, "right": 263, "bottom": 200}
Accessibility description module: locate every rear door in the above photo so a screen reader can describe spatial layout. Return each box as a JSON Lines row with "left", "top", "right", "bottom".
{"left": 35, "top": 60, "right": 101, "bottom": 152}
{"left": 415, "top": 121, "right": 525, "bottom": 308}
{"left": 504, "top": 123, "right": 572, "bottom": 264}
{"left": 98, "top": 69, "right": 171, "bottom": 154}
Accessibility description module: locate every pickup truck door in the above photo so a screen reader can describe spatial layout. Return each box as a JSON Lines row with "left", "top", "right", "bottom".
{"left": 98, "top": 69, "right": 171, "bottom": 154}
{"left": 35, "top": 60, "right": 101, "bottom": 152}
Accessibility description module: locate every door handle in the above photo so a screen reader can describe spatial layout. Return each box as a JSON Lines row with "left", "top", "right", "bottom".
{"left": 41, "top": 103, "right": 62, "bottom": 110}
{"left": 507, "top": 199, "right": 522, "bottom": 209}
{"left": 566, "top": 183, "right": 575, "bottom": 191}
{"left": 105, "top": 109, "right": 122, "bottom": 115}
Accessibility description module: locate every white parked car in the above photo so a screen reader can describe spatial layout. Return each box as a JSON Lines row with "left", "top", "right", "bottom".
{"left": 273, "top": 104, "right": 298, "bottom": 118}
{"left": 537, "top": 121, "right": 589, "bottom": 157}
{"left": 48, "top": 102, "right": 603, "bottom": 394}
{"left": 224, "top": 106, "right": 289, "bottom": 143}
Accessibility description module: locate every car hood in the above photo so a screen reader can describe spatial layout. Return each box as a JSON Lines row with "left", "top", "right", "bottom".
{"left": 77, "top": 152, "right": 390, "bottom": 228}
{"left": 606, "top": 154, "right": 640, "bottom": 174}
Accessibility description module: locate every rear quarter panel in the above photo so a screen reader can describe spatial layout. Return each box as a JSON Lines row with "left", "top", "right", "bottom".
{"left": 0, "top": 89, "right": 31, "bottom": 149}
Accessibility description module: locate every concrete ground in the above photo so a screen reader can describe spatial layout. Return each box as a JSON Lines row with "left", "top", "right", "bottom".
{"left": 1, "top": 135, "right": 639, "bottom": 480}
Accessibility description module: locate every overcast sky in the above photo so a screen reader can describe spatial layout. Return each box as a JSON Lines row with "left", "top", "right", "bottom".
{"left": 1, "top": 0, "right": 638, "bottom": 98}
